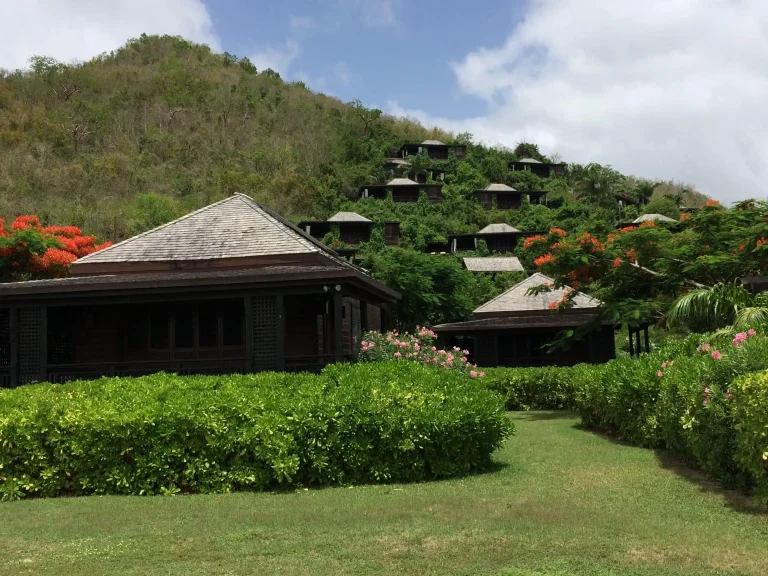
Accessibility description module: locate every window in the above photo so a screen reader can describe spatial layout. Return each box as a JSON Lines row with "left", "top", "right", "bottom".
{"left": 175, "top": 303, "right": 195, "bottom": 348}
{"left": 198, "top": 302, "right": 218, "bottom": 347}
{"left": 150, "top": 304, "right": 170, "bottom": 349}
{"left": 221, "top": 300, "right": 243, "bottom": 346}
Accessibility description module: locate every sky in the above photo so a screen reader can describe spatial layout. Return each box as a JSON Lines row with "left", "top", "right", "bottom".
{"left": 2, "top": 0, "right": 768, "bottom": 204}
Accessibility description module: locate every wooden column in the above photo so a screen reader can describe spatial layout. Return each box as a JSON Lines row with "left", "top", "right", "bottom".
{"left": 244, "top": 295, "right": 253, "bottom": 372}
{"left": 628, "top": 326, "right": 635, "bottom": 357}
{"left": 276, "top": 294, "right": 285, "bottom": 371}
{"left": 360, "top": 300, "right": 368, "bottom": 333}
{"left": 39, "top": 306, "right": 47, "bottom": 383}
{"left": 333, "top": 290, "right": 342, "bottom": 363}
{"left": 9, "top": 308, "right": 18, "bottom": 388}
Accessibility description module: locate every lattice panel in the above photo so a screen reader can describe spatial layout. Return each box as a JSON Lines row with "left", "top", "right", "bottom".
{"left": 19, "top": 307, "right": 42, "bottom": 384}
{"left": 0, "top": 309, "right": 9, "bottom": 368}
{"left": 474, "top": 332, "right": 497, "bottom": 368}
{"left": 252, "top": 296, "right": 278, "bottom": 371}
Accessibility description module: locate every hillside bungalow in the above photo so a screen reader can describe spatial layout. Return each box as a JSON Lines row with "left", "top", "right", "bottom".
{"left": 383, "top": 158, "right": 446, "bottom": 183}
{"left": 509, "top": 158, "right": 566, "bottom": 179}
{"left": 448, "top": 223, "right": 542, "bottom": 254}
{"left": 463, "top": 257, "right": 525, "bottom": 273}
{"left": 633, "top": 213, "right": 676, "bottom": 224}
{"left": 432, "top": 273, "right": 615, "bottom": 367}
{"left": 358, "top": 178, "right": 444, "bottom": 204}
{"left": 474, "top": 183, "right": 547, "bottom": 210}
{"left": 298, "top": 212, "right": 400, "bottom": 257}
{"left": 399, "top": 140, "right": 467, "bottom": 161}
{"left": 0, "top": 194, "right": 399, "bottom": 387}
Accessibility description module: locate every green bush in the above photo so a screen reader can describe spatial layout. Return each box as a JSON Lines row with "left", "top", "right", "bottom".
{"left": 732, "top": 370, "right": 768, "bottom": 504}
{"left": 482, "top": 366, "right": 579, "bottom": 411}
{"left": 0, "top": 363, "right": 512, "bottom": 500}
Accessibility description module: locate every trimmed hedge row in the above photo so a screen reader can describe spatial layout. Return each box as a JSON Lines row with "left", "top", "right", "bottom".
{"left": 0, "top": 362, "right": 512, "bottom": 500}
{"left": 482, "top": 366, "right": 582, "bottom": 411}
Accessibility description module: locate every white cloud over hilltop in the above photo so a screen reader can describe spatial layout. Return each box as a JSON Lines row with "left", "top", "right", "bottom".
{"left": 391, "top": 0, "right": 768, "bottom": 203}
{"left": 0, "top": 0, "right": 220, "bottom": 70}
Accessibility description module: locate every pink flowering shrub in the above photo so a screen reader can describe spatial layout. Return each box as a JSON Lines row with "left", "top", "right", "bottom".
{"left": 359, "top": 327, "right": 484, "bottom": 378}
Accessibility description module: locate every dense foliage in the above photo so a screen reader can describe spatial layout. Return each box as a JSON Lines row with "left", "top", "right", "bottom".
{"left": 0, "top": 362, "right": 511, "bottom": 500}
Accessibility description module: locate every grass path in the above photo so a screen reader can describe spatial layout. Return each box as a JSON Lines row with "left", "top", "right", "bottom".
{"left": 1, "top": 412, "right": 767, "bottom": 576}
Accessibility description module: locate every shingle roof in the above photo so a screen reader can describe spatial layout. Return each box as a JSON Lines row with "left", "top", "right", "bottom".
{"left": 633, "top": 213, "right": 677, "bottom": 223}
{"left": 328, "top": 212, "right": 371, "bottom": 222}
{"left": 385, "top": 158, "right": 410, "bottom": 166}
{"left": 517, "top": 157, "right": 542, "bottom": 163}
{"left": 422, "top": 140, "right": 445, "bottom": 145}
{"left": 433, "top": 313, "right": 611, "bottom": 332}
{"left": 463, "top": 257, "right": 524, "bottom": 272}
{"left": 478, "top": 223, "right": 521, "bottom": 234}
{"left": 387, "top": 177, "right": 419, "bottom": 186}
{"left": 74, "top": 193, "right": 331, "bottom": 266}
{"left": 482, "top": 183, "right": 517, "bottom": 192}
{"left": 473, "top": 272, "right": 601, "bottom": 315}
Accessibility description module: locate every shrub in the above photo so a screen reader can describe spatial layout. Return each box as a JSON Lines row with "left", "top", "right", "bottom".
{"left": 0, "top": 363, "right": 512, "bottom": 500}
{"left": 359, "top": 328, "right": 484, "bottom": 378}
{"left": 732, "top": 370, "right": 768, "bottom": 504}
{"left": 482, "top": 366, "right": 579, "bottom": 411}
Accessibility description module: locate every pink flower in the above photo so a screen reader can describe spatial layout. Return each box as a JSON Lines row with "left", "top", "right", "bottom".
{"left": 703, "top": 398, "right": 709, "bottom": 406}
{"left": 393, "top": 352, "right": 402, "bottom": 358}
{"left": 732, "top": 333, "right": 748, "bottom": 346}
{"left": 657, "top": 371, "right": 663, "bottom": 378}
{"left": 368, "top": 343, "right": 374, "bottom": 349}
{"left": 478, "top": 372, "right": 485, "bottom": 378}
{"left": 431, "top": 346, "right": 437, "bottom": 352}
{"left": 661, "top": 362, "right": 667, "bottom": 369}
{"left": 431, "top": 357, "right": 438, "bottom": 363}
{"left": 470, "top": 370, "right": 478, "bottom": 378}
{"left": 724, "top": 392, "right": 734, "bottom": 400}
{"left": 711, "top": 350, "right": 722, "bottom": 360}
{"left": 460, "top": 357, "right": 467, "bottom": 363}
{"left": 748, "top": 329, "right": 757, "bottom": 337}
{"left": 697, "top": 343, "right": 711, "bottom": 352}
{"left": 462, "top": 349, "right": 469, "bottom": 355}
{"left": 704, "top": 387, "right": 710, "bottom": 394}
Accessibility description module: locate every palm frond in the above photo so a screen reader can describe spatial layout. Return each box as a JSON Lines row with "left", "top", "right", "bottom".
{"left": 667, "top": 289, "right": 733, "bottom": 330}
{"left": 734, "top": 307, "right": 768, "bottom": 330}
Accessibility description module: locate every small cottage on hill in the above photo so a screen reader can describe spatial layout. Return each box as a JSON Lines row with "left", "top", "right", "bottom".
{"left": 358, "top": 178, "right": 444, "bottom": 204}
{"left": 509, "top": 158, "right": 565, "bottom": 178}
{"left": 298, "top": 212, "right": 400, "bottom": 258}
{"left": 448, "top": 224, "right": 542, "bottom": 254}
{"left": 432, "top": 273, "right": 615, "bottom": 367}
{"left": 0, "top": 194, "right": 399, "bottom": 386}
{"left": 398, "top": 140, "right": 467, "bottom": 161}
{"left": 474, "top": 183, "right": 547, "bottom": 210}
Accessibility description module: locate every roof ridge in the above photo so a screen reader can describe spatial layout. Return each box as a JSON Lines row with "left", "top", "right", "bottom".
{"left": 236, "top": 196, "right": 321, "bottom": 255}
{"left": 75, "top": 195, "right": 244, "bottom": 264}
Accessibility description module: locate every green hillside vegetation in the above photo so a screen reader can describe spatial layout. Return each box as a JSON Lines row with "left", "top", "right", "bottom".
{"left": 0, "top": 35, "right": 711, "bottom": 328}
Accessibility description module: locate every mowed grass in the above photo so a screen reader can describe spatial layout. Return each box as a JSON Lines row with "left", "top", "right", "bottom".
{"left": 1, "top": 413, "right": 767, "bottom": 576}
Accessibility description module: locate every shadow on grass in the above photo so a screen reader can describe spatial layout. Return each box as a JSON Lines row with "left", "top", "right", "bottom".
{"left": 511, "top": 411, "right": 576, "bottom": 421}
{"left": 576, "top": 424, "right": 767, "bottom": 516}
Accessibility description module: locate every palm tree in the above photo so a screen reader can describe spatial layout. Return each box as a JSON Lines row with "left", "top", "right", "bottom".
{"left": 667, "top": 281, "right": 768, "bottom": 332}
{"left": 575, "top": 164, "right": 622, "bottom": 208}
{"left": 633, "top": 180, "right": 660, "bottom": 205}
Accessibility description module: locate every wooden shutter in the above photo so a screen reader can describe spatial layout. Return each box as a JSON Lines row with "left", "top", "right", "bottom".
{"left": 18, "top": 307, "right": 43, "bottom": 384}
{"left": 252, "top": 296, "right": 278, "bottom": 371}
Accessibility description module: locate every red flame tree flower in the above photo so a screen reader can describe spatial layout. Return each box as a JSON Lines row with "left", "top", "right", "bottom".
{"left": 0, "top": 216, "right": 111, "bottom": 282}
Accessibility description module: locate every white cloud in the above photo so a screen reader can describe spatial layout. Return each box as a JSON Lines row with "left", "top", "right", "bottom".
{"left": 393, "top": 0, "right": 768, "bottom": 203}
{"left": 249, "top": 40, "right": 301, "bottom": 76}
{"left": 290, "top": 15, "right": 315, "bottom": 30}
{"left": 353, "top": 0, "right": 400, "bottom": 27}
{"left": 0, "top": 0, "right": 219, "bottom": 70}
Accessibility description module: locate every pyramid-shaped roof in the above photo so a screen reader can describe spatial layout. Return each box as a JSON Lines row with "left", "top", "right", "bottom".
{"left": 422, "top": 139, "right": 445, "bottom": 145}
{"left": 478, "top": 223, "right": 521, "bottom": 234}
{"left": 482, "top": 183, "right": 517, "bottom": 192}
{"left": 328, "top": 212, "right": 371, "bottom": 222}
{"left": 387, "top": 177, "right": 419, "bottom": 186}
{"left": 517, "top": 157, "right": 543, "bottom": 164}
{"left": 74, "top": 194, "right": 335, "bottom": 267}
{"left": 474, "top": 272, "right": 601, "bottom": 315}
{"left": 463, "top": 257, "right": 524, "bottom": 272}
{"left": 633, "top": 213, "right": 677, "bottom": 223}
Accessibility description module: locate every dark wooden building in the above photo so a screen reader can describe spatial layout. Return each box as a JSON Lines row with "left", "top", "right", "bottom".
{"left": 358, "top": 178, "right": 443, "bottom": 204}
{"left": 509, "top": 158, "right": 565, "bottom": 179}
{"left": 433, "top": 273, "right": 615, "bottom": 367}
{"left": 0, "top": 194, "right": 399, "bottom": 387}
{"left": 398, "top": 140, "right": 466, "bottom": 161}
{"left": 383, "top": 158, "right": 446, "bottom": 184}
{"left": 474, "top": 183, "right": 547, "bottom": 210}
{"left": 448, "top": 224, "right": 542, "bottom": 254}
{"left": 298, "top": 212, "right": 400, "bottom": 257}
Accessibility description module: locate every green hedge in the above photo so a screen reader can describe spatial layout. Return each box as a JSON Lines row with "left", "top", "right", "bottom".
{"left": 0, "top": 363, "right": 512, "bottom": 500}
{"left": 482, "top": 366, "right": 580, "bottom": 411}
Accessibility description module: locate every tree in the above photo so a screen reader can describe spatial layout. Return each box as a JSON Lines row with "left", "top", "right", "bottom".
{"left": 667, "top": 282, "right": 768, "bottom": 333}
{"left": 348, "top": 99, "right": 382, "bottom": 137}
{"left": 575, "top": 164, "right": 623, "bottom": 209}
{"left": 633, "top": 180, "right": 660, "bottom": 205}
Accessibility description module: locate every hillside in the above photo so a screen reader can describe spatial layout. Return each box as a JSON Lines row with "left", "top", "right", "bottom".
{"left": 0, "top": 35, "right": 705, "bottom": 243}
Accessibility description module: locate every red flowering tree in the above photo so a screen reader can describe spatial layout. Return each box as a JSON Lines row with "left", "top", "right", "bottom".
{"left": 0, "top": 216, "right": 111, "bottom": 282}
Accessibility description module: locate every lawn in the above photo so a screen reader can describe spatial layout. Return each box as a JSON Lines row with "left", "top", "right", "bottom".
{"left": 1, "top": 413, "right": 767, "bottom": 576}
